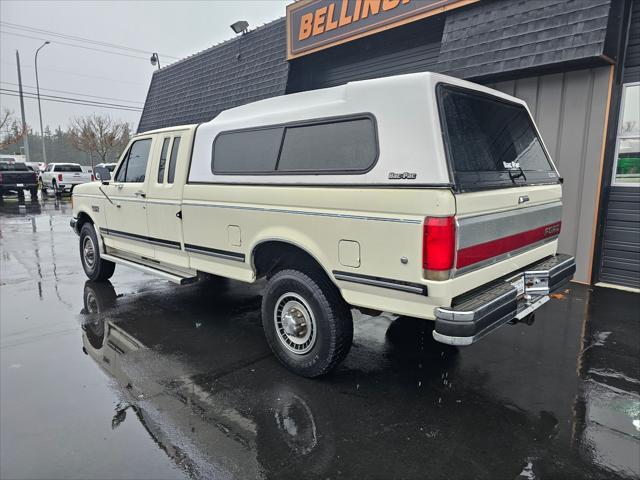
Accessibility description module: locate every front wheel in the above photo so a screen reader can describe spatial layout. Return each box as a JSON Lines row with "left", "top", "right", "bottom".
{"left": 79, "top": 223, "right": 115, "bottom": 281}
{"left": 261, "top": 269, "right": 353, "bottom": 377}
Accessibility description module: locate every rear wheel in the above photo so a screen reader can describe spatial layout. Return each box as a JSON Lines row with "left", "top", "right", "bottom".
{"left": 79, "top": 223, "right": 115, "bottom": 281}
{"left": 261, "top": 268, "right": 353, "bottom": 377}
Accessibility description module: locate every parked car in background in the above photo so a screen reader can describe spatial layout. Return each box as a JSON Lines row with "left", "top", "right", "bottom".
{"left": 0, "top": 160, "right": 38, "bottom": 200}
{"left": 71, "top": 72, "right": 576, "bottom": 377}
{"left": 41, "top": 163, "right": 93, "bottom": 196}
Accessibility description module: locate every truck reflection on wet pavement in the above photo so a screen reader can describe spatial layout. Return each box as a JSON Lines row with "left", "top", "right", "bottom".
{"left": 1, "top": 197, "right": 639, "bottom": 479}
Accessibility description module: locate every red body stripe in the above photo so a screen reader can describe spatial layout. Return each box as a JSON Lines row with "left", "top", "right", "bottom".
{"left": 456, "top": 221, "right": 561, "bottom": 269}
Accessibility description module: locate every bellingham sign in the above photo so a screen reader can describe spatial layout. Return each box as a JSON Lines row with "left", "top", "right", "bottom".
{"left": 286, "top": 0, "right": 478, "bottom": 59}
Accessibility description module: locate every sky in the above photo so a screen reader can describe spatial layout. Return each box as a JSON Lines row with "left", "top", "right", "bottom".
{"left": 0, "top": 0, "right": 289, "bottom": 132}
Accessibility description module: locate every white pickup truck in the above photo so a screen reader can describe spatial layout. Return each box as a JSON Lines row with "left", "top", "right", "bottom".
{"left": 71, "top": 72, "right": 575, "bottom": 377}
{"left": 41, "top": 163, "right": 93, "bottom": 196}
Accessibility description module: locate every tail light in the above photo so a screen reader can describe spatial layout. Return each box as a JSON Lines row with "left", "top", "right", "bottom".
{"left": 91, "top": 174, "right": 95, "bottom": 181}
{"left": 58, "top": 173, "right": 63, "bottom": 181}
{"left": 423, "top": 216, "right": 456, "bottom": 280}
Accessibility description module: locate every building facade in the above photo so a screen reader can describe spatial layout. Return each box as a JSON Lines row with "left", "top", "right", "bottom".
{"left": 139, "top": 0, "right": 640, "bottom": 288}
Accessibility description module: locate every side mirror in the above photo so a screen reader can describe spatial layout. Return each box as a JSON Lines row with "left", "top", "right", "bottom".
{"left": 94, "top": 166, "right": 112, "bottom": 184}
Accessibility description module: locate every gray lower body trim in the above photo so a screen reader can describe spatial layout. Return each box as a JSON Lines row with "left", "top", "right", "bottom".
{"left": 101, "top": 228, "right": 182, "bottom": 250}
{"left": 184, "top": 243, "right": 245, "bottom": 262}
{"left": 333, "top": 270, "right": 427, "bottom": 295}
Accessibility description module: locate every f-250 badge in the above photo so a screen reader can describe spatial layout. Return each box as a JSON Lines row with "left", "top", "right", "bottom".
{"left": 388, "top": 172, "right": 417, "bottom": 180}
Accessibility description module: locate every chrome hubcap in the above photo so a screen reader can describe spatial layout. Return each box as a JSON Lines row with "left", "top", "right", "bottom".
{"left": 83, "top": 236, "right": 96, "bottom": 268}
{"left": 274, "top": 293, "right": 316, "bottom": 355}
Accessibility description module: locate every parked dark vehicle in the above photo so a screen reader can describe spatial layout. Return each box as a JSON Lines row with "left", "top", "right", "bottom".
{"left": 0, "top": 161, "right": 38, "bottom": 200}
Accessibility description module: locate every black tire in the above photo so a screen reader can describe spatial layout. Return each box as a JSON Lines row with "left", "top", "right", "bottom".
{"left": 79, "top": 223, "right": 115, "bottom": 281}
{"left": 261, "top": 268, "right": 353, "bottom": 377}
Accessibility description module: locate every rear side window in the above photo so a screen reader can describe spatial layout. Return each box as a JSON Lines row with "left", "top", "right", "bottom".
{"left": 438, "top": 85, "right": 557, "bottom": 190}
{"left": 213, "top": 127, "right": 283, "bottom": 173}
{"left": 211, "top": 116, "right": 377, "bottom": 175}
{"left": 167, "top": 136, "right": 181, "bottom": 184}
{"left": 278, "top": 119, "right": 376, "bottom": 172}
{"left": 157, "top": 138, "right": 170, "bottom": 183}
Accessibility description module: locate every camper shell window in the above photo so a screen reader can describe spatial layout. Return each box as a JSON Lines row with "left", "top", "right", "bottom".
{"left": 437, "top": 84, "right": 559, "bottom": 191}
{"left": 211, "top": 115, "right": 378, "bottom": 175}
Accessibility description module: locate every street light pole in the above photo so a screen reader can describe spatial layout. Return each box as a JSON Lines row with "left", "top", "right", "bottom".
{"left": 35, "top": 41, "right": 50, "bottom": 165}
{"left": 15, "top": 50, "right": 31, "bottom": 163}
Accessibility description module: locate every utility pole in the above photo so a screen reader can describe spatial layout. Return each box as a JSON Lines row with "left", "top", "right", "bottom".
{"left": 35, "top": 41, "right": 49, "bottom": 164}
{"left": 15, "top": 51, "right": 30, "bottom": 162}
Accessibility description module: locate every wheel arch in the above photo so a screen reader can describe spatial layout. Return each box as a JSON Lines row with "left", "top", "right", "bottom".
{"left": 251, "top": 237, "right": 336, "bottom": 286}
{"left": 76, "top": 210, "right": 95, "bottom": 229}
{"left": 76, "top": 210, "right": 107, "bottom": 253}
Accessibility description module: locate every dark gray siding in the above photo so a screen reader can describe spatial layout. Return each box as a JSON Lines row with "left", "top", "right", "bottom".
{"left": 598, "top": 2, "right": 640, "bottom": 288}
{"left": 287, "top": 16, "right": 444, "bottom": 92}
{"left": 290, "top": 0, "right": 615, "bottom": 92}
{"left": 137, "top": 19, "right": 288, "bottom": 133}
{"left": 623, "top": 0, "right": 640, "bottom": 82}
{"left": 439, "top": 0, "right": 613, "bottom": 79}
{"left": 599, "top": 187, "right": 640, "bottom": 288}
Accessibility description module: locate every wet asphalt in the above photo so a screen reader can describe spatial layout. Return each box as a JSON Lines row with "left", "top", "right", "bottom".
{"left": 0, "top": 195, "right": 639, "bottom": 480}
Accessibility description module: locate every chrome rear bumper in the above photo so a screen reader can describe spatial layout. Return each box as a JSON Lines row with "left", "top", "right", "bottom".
{"left": 433, "top": 254, "right": 575, "bottom": 346}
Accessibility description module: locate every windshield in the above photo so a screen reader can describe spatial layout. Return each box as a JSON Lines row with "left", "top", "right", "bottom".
{"left": 437, "top": 84, "right": 559, "bottom": 191}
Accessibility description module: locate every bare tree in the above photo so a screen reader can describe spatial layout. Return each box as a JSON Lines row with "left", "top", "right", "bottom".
{"left": 0, "top": 109, "right": 26, "bottom": 150}
{"left": 68, "top": 114, "right": 131, "bottom": 166}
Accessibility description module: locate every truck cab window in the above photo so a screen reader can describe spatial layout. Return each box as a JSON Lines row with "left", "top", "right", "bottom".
{"left": 157, "top": 138, "right": 170, "bottom": 183}
{"left": 115, "top": 138, "right": 152, "bottom": 183}
{"left": 167, "top": 136, "right": 181, "bottom": 184}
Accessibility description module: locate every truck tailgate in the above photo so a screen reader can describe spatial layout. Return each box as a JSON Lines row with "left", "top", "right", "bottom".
{"left": 1, "top": 171, "right": 37, "bottom": 185}
{"left": 454, "top": 184, "right": 563, "bottom": 275}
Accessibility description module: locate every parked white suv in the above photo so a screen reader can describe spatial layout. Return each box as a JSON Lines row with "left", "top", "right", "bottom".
{"left": 71, "top": 72, "right": 575, "bottom": 377}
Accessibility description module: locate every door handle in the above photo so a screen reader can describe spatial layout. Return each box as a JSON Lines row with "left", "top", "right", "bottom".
{"left": 134, "top": 191, "right": 146, "bottom": 198}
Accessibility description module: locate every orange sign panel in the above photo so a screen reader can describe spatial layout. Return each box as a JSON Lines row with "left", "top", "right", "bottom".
{"left": 286, "top": 0, "right": 479, "bottom": 59}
